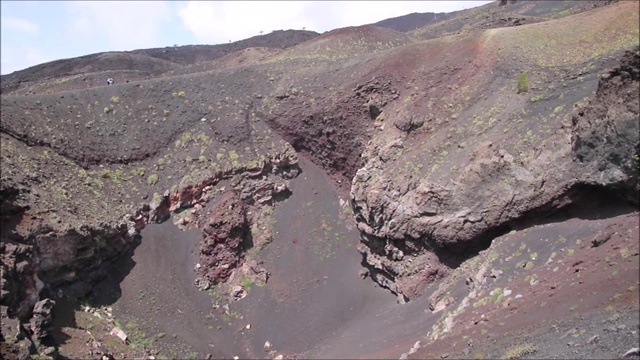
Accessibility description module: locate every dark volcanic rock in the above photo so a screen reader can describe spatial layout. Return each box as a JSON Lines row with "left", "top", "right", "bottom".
{"left": 571, "top": 45, "right": 640, "bottom": 204}
{"left": 29, "top": 298, "right": 54, "bottom": 341}
{"left": 394, "top": 115, "right": 426, "bottom": 133}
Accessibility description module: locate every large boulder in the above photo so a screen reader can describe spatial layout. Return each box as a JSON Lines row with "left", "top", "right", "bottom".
{"left": 29, "top": 298, "right": 55, "bottom": 341}
{"left": 571, "top": 46, "right": 640, "bottom": 203}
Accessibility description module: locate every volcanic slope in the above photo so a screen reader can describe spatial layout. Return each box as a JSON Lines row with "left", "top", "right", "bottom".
{"left": 1, "top": 1, "right": 639, "bottom": 359}
{"left": 0, "top": 29, "right": 319, "bottom": 96}
{"left": 396, "top": 0, "right": 624, "bottom": 41}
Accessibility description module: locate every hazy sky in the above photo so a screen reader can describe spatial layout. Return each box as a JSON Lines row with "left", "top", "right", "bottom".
{"left": 0, "top": 1, "right": 492, "bottom": 75}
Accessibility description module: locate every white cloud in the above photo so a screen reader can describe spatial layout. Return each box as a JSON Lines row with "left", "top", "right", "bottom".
{"left": 178, "top": 1, "right": 492, "bottom": 44}
{"left": 0, "top": 46, "right": 13, "bottom": 74}
{"left": 0, "top": 45, "right": 55, "bottom": 74}
{"left": 178, "top": 1, "right": 311, "bottom": 44}
{"left": 1, "top": 15, "right": 38, "bottom": 33}
{"left": 65, "top": 1, "right": 172, "bottom": 51}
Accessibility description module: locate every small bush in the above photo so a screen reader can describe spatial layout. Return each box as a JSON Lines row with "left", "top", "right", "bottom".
{"left": 147, "top": 174, "right": 159, "bottom": 186}
{"left": 132, "top": 167, "right": 146, "bottom": 177}
{"left": 112, "top": 169, "right": 123, "bottom": 181}
{"left": 103, "top": 107, "right": 111, "bottom": 114}
{"left": 517, "top": 72, "right": 529, "bottom": 94}
{"left": 502, "top": 343, "right": 536, "bottom": 359}
{"left": 195, "top": 132, "right": 210, "bottom": 143}
{"left": 110, "top": 96, "right": 120, "bottom": 104}
{"left": 241, "top": 277, "right": 254, "bottom": 291}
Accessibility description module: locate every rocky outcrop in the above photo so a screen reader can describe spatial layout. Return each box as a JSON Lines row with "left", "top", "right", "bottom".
{"left": 571, "top": 45, "right": 640, "bottom": 204}
{"left": 1, "top": 214, "right": 139, "bottom": 329}
{"left": 32, "top": 223, "right": 139, "bottom": 296}
{"left": 0, "top": 151, "right": 299, "bottom": 360}
{"left": 197, "top": 191, "right": 250, "bottom": 286}
{"left": 394, "top": 115, "right": 427, "bottom": 133}
{"left": 352, "top": 46, "right": 640, "bottom": 300}
{"left": 1, "top": 241, "right": 37, "bottom": 322}
{"left": 29, "top": 298, "right": 55, "bottom": 341}
{"left": 261, "top": 76, "right": 398, "bottom": 193}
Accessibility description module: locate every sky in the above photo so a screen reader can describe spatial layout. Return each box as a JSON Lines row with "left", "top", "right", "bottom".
{"left": 0, "top": 1, "right": 492, "bottom": 75}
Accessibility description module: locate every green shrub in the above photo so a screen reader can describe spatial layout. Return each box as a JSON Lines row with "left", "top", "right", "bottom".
{"left": 517, "top": 72, "right": 529, "bottom": 94}
{"left": 112, "top": 169, "right": 123, "bottom": 181}
{"left": 147, "top": 174, "right": 159, "bottom": 186}
{"left": 110, "top": 96, "right": 120, "bottom": 104}
{"left": 502, "top": 343, "right": 536, "bottom": 359}
{"left": 132, "top": 167, "right": 146, "bottom": 177}
{"left": 103, "top": 107, "right": 111, "bottom": 113}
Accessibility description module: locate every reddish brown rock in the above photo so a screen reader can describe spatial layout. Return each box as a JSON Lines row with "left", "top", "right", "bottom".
{"left": 197, "top": 191, "right": 250, "bottom": 285}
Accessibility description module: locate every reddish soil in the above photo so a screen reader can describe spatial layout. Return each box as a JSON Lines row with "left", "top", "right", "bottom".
{"left": 410, "top": 210, "right": 640, "bottom": 360}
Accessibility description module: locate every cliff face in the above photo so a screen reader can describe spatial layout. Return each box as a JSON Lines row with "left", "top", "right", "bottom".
{"left": 350, "top": 45, "right": 639, "bottom": 300}
{"left": 571, "top": 47, "right": 640, "bottom": 201}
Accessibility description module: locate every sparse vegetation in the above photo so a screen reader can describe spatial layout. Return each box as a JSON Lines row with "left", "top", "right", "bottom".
{"left": 147, "top": 173, "right": 159, "bottom": 186}
{"left": 1, "top": 3, "right": 638, "bottom": 360}
{"left": 132, "top": 167, "right": 146, "bottom": 177}
{"left": 517, "top": 72, "right": 529, "bottom": 94}
{"left": 502, "top": 343, "right": 537, "bottom": 359}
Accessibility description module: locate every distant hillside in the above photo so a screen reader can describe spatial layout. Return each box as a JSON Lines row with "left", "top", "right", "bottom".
{"left": 374, "top": 0, "right": 621, "bottom": 40}
{"left": 130, "top": 29, "right": 319, "bottom": 65}
{"left": 0, "top": 29, "right": 319, "bottom": 95}
{"left": 372, "top": 11, "right": 453, "bottom": 33}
